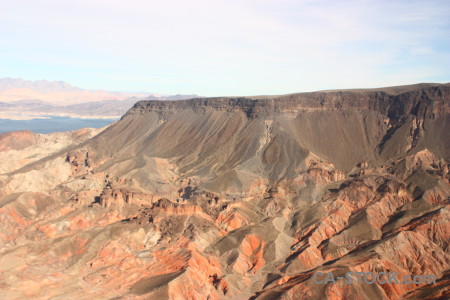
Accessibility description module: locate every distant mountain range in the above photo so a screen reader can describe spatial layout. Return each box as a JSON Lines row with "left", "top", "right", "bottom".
{"left": 0, "top": 78, "right": 83, "bottom": 93}
{"left": 0, "top": 78, "right": 199, "bottom": 119}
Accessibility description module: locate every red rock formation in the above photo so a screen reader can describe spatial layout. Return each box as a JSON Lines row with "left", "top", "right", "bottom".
{"left": 0, "top": 84, "right": 449, "bottom": 299}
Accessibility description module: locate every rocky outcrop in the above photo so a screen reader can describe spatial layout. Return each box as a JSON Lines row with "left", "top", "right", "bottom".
{"left": 0, "top": 84, "right": 448, "bottom": 300}
{"left": 128, "top": 85, "right": 449, "bottom": 116}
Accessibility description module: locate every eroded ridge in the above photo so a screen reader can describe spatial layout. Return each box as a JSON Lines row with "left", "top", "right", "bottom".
{"left": 0, "top": 84, "right": 449, "bottom": 299}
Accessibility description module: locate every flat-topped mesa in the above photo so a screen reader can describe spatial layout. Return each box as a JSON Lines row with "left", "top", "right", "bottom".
{"left": 126, "top": 85, "right": 450, "bottom": 119}
{"left": 1, "top": 83, "right": 450, "bottom": 300}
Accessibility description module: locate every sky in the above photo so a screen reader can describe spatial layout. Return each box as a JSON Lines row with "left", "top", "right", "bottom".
{"left": 1, "top": 0, "right": 450, "bottom": 96}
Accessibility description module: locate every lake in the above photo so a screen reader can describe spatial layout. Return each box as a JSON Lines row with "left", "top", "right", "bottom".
{"left": 0, "top": 116, "right": 118, "bottom": 134}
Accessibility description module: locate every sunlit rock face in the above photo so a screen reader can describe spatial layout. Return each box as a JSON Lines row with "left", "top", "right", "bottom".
{"left": 0, "top": 84, "right": 449, "bottom": 300}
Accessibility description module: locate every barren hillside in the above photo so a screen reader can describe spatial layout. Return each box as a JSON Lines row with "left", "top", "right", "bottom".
{"left": 0, "top": 84, "right": 449, "bottom": 299}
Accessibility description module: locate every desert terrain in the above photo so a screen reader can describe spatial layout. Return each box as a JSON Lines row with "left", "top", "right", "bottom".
{"left": 0, "top": 83, "right": 449, "bottom": 299}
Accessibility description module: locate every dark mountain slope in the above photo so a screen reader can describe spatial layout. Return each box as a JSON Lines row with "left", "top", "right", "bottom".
{"left": 0, "top": 84, "right": 448, "bottom": 300}
{"left": 86, "top": 85, "right": 449, "bottom": 188}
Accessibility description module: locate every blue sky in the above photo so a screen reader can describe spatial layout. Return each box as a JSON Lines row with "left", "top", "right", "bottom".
{"left": 1, "top": 0, "right": 449, "bottom": 96}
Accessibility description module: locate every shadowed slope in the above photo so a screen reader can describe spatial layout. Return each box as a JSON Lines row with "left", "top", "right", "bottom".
{"left": 84, "top": 85, "right": 449, "bottom": 189}
{"left": 0, "top": 84, "right": 448, "bottom": 300}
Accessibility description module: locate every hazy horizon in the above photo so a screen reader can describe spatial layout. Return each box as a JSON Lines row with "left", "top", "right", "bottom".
{"left": 0, "top": 1, "right": 449, "bottom": 298}
{"left": 1, "top": 0, "right": 449, "bottom": 96}
{"left": 1, "top": 76, "right": 449, "bottom": 98}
